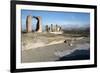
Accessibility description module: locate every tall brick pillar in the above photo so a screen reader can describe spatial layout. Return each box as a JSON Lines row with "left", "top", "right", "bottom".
{"left": 36, "top": 16, "right": 42, "bottom": 32}
{"left": 26, "top": 15, "right": 32, "bottom": 32}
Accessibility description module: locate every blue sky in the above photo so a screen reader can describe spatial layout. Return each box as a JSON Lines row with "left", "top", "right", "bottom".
{"left": 21, "top": 9, "right": 90, "bottom": 31}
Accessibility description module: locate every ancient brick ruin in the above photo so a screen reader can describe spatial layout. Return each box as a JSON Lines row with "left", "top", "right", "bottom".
{"left": 26, "top": 15, "right": 42, "bottom": 33}
{"left": 26, "top": 15, "right": 62, "bottom": 34}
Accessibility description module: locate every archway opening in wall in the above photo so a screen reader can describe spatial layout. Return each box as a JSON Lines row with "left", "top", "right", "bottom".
{"left": 32, "top": 17, "right": 38, "bottom": 32}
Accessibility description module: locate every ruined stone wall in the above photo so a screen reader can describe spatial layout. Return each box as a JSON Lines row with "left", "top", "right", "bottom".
{"left": 26, "top": 15, "right": 42, "bottom": 33}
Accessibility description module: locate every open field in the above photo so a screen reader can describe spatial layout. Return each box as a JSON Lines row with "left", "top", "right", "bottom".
{"left": 21, "top": 32, "right": 90, "bottom": 63}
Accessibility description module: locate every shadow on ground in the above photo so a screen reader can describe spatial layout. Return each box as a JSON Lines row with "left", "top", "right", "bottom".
{"left": 57, "top": 49, "right": 90, "bottom": 61}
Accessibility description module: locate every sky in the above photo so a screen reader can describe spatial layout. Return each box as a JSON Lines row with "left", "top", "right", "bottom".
{"left": 21, "top": 9, "right": 90, "bottom": 31}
